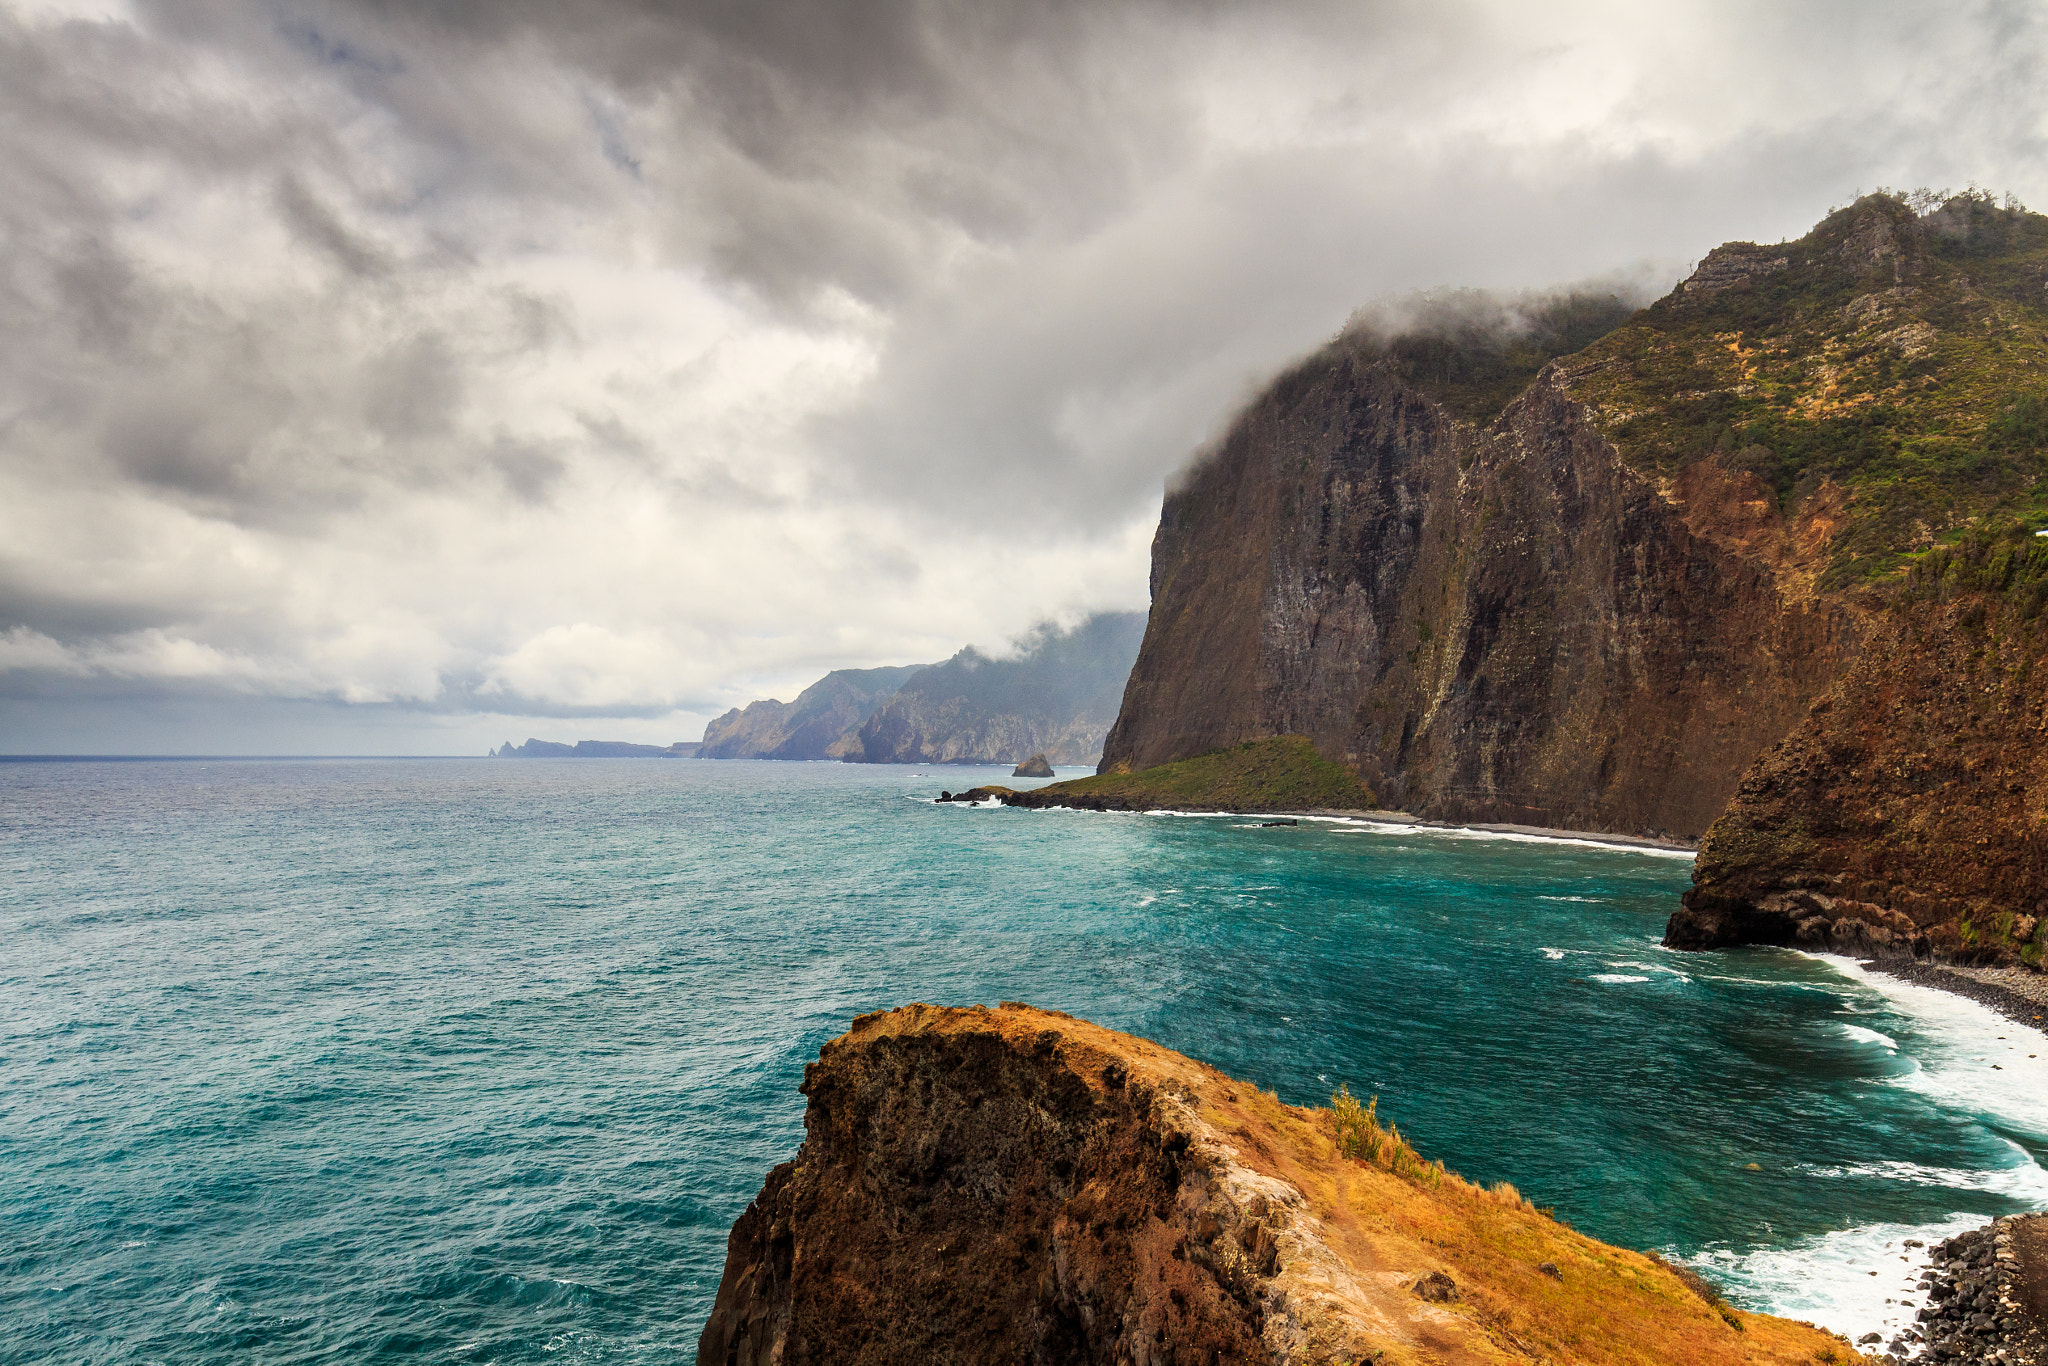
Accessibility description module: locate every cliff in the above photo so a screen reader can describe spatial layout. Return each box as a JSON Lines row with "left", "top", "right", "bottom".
{"left": 698, "top": 666, "right": 928, "bottom": 760}
{"left": 1100, "top": 192, "right": 2048, "bottom": 957}
{"left": 851, "top": 612, "right": 1145, "bottom": 766}
{"left": 697, "top": 1003, "right": 1867, "bottom": 1366}
{"left": 1669, "top": 532, "right": 2048, "bottom": 967}
{"left": 1101, "top": 326, "right": 1851, "bottom": 839}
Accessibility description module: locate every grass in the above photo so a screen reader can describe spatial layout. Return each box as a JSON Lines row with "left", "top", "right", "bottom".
{"left": 1013, "top": 736, "right": 1376, "bottom": 812}
{"left": 1557, "top": 192, "right": 2048, "bottom": 582}
{"left": 1263, "top": 1084, "right": 1880, "bottom": 1365}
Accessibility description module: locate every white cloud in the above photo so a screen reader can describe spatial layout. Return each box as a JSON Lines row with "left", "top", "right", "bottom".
{"left": 1, "top": 0, "right": 2043, "bottom": 750}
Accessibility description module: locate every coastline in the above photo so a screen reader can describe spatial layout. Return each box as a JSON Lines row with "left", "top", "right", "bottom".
{"left": 1859, "top": 957, "right": 2048, "bottom": 1038}
{"left": 1277, "top": 807, "right": 1700, "bottom": 855}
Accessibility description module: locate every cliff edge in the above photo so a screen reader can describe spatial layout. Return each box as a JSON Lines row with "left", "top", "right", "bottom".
{"left": 698, "top": 1003, "right": 1867, "bottom": 1366}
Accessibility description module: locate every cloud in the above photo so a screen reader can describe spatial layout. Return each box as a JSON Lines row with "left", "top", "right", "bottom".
{"left": 0, "top": 0, "right": 2044, "bottom": 750}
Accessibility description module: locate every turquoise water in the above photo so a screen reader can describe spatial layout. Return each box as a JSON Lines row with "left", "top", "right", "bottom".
{"left": 4, "top": 758, "right": 2045, "bottom": 1363}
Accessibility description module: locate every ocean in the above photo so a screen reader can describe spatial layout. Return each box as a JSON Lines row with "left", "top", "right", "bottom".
{"left": 3, "top": 757, "right": 2043, "bottom": 1363}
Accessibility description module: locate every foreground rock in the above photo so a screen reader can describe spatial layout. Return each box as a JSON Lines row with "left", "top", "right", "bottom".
{"left": 698, "top": 1003, "right": 1869, "bottom": 1365}
{"left": 1892, "top": 1217, "right": 2047, "bottom": 1364}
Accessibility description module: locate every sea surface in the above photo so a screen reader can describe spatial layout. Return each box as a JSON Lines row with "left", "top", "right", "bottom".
{"left": 4, "top": 758, "right": 2045, "bottom": 1363}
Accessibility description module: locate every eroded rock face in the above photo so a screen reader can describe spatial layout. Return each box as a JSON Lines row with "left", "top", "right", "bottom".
{"left": 1673, "top": 597, "right": 2048, "bottom": 966}
{"left": 697, "top": 1006, "right": 1375, "bottom": 1366}
{"left": 1101, "top": 354, "right": 1853, "bottom": 839}
{"left": 698, "top": 1005, "right": 1870, "bottom": 1366}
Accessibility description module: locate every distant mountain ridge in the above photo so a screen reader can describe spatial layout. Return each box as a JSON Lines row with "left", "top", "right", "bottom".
{"left": 850, "top": 612, "right": 1146, "bottom": 765}
{"left": 697, "top": 612, "right": 1146, "bottom": 765}
{"left": 697, "top": 665, "right": 928, "bottom": 760}
{"left": 492, "top": 739, "right": 697, "bottom": 758}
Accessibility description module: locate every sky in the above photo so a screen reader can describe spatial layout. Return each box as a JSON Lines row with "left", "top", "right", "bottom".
{"left": 2, "top": 0, "right": 2044, "bottom": 754}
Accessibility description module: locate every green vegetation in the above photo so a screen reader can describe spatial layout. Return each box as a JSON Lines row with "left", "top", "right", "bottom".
{"left": 1559, "top": 192, "right": 2048, "bottom": 583}
{"left": 1021, "top": 735, "right": 1375, "bottom": 812}
{"left": 1901, "top": 515, "right": 2048, "bottom": 618}
{"left": 1348, "top": 289, "right": 1639, "bottom": 424}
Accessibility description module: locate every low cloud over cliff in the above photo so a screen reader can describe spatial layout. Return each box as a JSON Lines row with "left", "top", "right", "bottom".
{"left": 2, "top": 0, "right": 2044, "bottom": 750}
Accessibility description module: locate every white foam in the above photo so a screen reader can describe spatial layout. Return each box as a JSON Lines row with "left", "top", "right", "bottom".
{"left": 1591, "top": 973, "right": 1651, "bottom": 983}
{"left": 1795, "top": 1153, "right": 2048, "bottom": 1201}
{"left": 1539, "top": 947, "right": 1566, "bottom": 960}
{"left": 1836, "top": 1023, "right": 1899, "bottom": 1050}
{"left": 1606, "top": 960, "right": 1690, "bottom": 977}
{"left": 1144, "top": 809, "right": 1697, "bottom": 858}
{"left": 1538, "top": 894, "right": 1606, "bottom": 902}
{"left": 1680, "top": 1212, "right": 1982, "bottom": 1343}
{"left": 1805, "top": 954, "right": 2048, "bottom": 1140}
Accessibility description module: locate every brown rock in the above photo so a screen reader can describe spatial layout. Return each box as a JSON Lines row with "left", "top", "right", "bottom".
{"left": 1102, "top": 353, "right": 1851, "bottom": 838}
{"left": 697, "top": 1003, "right": 1877, "bottom": 1366}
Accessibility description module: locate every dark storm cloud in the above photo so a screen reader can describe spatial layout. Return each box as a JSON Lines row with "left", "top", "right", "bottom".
{"left": 1, "top": 0, "right": 2045, "bottom": 750}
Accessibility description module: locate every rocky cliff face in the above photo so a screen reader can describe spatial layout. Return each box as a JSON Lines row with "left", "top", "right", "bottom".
{"left": 699, "top": 666, "right": 927, "bottom": 760}
{"left": 1670, "top": 566, "right": 2048, "bottom": 968}
{"left": 853, "top": 613, "right": 1145, "bottom": 766}
{"left": 697, "top": 1003, "right": 1862, "bottom": 1366}
{"left": 1103, "top": 194, "right": 2048, "bottom": 952}
{"left": 1102, "top": 353, "right": 1853, "bottom": 838}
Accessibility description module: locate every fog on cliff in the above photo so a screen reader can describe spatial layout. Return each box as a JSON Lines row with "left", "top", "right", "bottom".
{"left": 1, "top": 0, "right": 2043, "bottom": 752}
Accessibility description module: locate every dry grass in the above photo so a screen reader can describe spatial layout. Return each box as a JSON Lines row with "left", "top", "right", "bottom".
{"left": 1288, "top": 1083, "right": 1880, "bottom": 1366}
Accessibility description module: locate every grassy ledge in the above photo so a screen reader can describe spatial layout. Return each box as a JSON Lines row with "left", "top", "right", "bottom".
{"left": 989, "top": 735, "right": 1376, "bottom": 813}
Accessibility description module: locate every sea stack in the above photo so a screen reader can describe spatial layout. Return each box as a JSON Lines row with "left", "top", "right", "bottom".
{"left": 1012, "top": 753, "right": 1055, "bottom": 778}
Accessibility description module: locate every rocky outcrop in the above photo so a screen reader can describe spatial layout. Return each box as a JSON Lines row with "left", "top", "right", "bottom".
{"left": 1672, "top": 588, "right": 2048, "bottom": 966}
{"left": 1013, "top": 754, "right": 1055, "bottom": 777}
{"left": 698, "top": 1003, "right": 1867, "bottom": 1366}
{"left": 1101, "top": 354, "right": 1852, "bottom": 839}
{"left": 852, "top": 613, "right": 1145, "bottom": 766}
{"left": 699, "top": 666, "right": 928, "bottom": 761}
{"left": 1680, "top": 242, "right": 1790, "bottom": 295}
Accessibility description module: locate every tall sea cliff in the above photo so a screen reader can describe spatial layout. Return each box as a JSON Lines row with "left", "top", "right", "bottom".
{"left": 1103, "top": 192, "right": 2048, "bottom": 967}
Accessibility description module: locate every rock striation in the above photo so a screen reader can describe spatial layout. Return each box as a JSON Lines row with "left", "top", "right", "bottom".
{"left": 697, "top": 1003, "right": 1869, "bottom": 1366}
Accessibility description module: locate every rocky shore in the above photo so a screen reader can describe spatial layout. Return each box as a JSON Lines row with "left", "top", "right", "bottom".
{"left": 1887, "top": 1218, "right": 2047, "bottom": 1364}
{"left": 1862, "top": 961, "right": 2048, "bottom": 1038}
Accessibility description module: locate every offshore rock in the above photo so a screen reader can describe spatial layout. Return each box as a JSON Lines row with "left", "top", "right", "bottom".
{"left": 698, "top": 1003, "right": 1869, "bottom": 1366}
{"left": 1013, "top": 754, "right": 1056, "bottom": 778}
